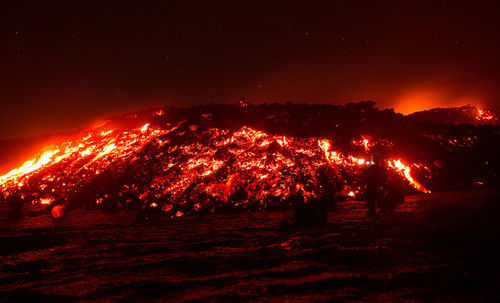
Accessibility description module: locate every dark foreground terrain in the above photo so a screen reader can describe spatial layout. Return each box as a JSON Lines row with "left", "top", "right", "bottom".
{"left": 1, "top": 188, "right": 499, "bottom": 302}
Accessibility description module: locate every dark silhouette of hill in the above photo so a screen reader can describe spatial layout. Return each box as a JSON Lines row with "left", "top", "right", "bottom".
{"left": 408, "top": 105, "right": 499, "bottom": 126}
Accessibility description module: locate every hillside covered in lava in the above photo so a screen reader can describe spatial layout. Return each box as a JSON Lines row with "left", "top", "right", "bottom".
{"left": 408, "top": 104, "right": 499, "bottom": 125}
{"left": 1, "top": 101, "right": 498, "bottom": 217}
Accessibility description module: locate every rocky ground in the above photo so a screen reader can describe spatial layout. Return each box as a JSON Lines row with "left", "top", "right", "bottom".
{"left": 0, "top": 188, "right": 499, "bottom": 302}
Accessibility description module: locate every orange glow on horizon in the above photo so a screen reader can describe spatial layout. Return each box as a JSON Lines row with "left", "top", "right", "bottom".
{"left": 392, "top": 88, "right": 486, "bottom": 115}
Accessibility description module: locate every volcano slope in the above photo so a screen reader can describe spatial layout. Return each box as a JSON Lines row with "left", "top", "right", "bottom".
{"left": 0, "top": 101, "right": 498, "bottom": 217}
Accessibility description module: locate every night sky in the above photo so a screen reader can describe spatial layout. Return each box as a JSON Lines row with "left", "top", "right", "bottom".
{"left": 1, "top": 1, "right": 500, "bottom": 139}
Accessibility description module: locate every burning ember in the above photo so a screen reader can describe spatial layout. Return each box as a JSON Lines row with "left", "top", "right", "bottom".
{"left": 1, "top": 102, "right": 497, "bottom": 215}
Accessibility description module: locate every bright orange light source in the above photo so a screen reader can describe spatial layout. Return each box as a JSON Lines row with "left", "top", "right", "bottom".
{"left": 40, "top": 197, "right": 54, "bottom": 205}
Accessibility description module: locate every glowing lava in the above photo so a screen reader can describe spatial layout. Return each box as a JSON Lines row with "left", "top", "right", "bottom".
{"left": 387, "top": 159, "right": 431, "bottom": 193}
{"left": 0, "top": 115, "right": 431, "bottom": 212}
{"left": 318, "top": 138, "right": 430, "bottom": 193}
{"left": 475, "top": 108, "right": 495, "bottom": 122}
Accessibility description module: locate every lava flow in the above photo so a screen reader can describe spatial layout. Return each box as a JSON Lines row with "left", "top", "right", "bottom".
{"left": 0, "top": 104, "right": 438, "bottom": 217}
